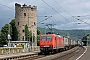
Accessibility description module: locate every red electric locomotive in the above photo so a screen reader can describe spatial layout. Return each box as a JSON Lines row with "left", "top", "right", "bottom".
{"left": 40, "top": 33, "right": 64, "bottom": 53}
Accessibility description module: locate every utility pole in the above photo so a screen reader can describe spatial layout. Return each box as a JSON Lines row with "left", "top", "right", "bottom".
{"left": 45, "top": 24, "right": 55, "bottom": 33}
{"left": 41, "top": 23, "right": 55, "bottom": 34}
{"left": 28, "top": 14, "right": 30, "bottom": 52}
{"left": 28, "top": 14, "right": 34, "bottom": 52}
{"left": 32, "top": 26, "right": 33, "bottom": 51}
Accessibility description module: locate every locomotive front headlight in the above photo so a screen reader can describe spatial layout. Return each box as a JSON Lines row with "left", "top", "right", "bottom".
{"left": 44, "top": 45, "right": 49, "bottom": 47}
{"left": 40, "top": 48, "right": 43, "bottom": 50}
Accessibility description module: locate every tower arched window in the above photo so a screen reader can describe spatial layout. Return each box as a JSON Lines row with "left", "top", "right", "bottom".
{"left": 22, "top": 36, "right": 24, "bottom": 40}
{"left": 34, "top": 22, "right": 36, "bottom": 25}
{"left": 22, "top": 30, "right": 24, "bottom": 33}
{"left": 24, "top": 13, "right": 26, "bottom": 16}
{"left": 18, "top": 22, "right": 19, "bottom": 26}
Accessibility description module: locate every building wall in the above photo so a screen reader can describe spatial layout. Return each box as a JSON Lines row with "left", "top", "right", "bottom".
{"left": 15, "top": 3, "right": 37, "bottom": 46}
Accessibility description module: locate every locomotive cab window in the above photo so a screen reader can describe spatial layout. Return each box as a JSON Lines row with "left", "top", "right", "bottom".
{"left": 42, "top": 36, "right": 52, "bottom": 40}
{"left": 42, "top": 36, "right": 46, "bottom": 40}
{"left": 47, "top": 36, "right": 52, "bottom": 40}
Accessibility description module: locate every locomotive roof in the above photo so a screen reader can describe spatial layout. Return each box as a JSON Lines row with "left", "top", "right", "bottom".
{"left": 56, "top": 35, "right": 63, "bottom": 38}
{"left": 41, "top": 34, "right": 55, "bottom": 36}
{"left": 41, "top": 34, "right": 63, "bottom": 38}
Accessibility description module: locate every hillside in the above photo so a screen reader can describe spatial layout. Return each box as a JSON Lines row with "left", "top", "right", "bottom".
{"left": 38, "top": 27, "right": 90, "bottom": 40}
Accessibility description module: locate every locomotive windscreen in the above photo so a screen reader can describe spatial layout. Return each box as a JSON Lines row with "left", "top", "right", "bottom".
{"left": 42, "top": 36, "right": 52, "bottom": 40}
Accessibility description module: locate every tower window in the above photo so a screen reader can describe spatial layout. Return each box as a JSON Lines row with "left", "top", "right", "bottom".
{"left": 22, "top": 30, "right": 24, "bottom": 32}
{"left": 34, "top": 22, "right": 36, "bottom": 25}
{"left": 18, "top": 22, "right": 19, "bottom": 26}
{"left": 22, "top": 36, "right": 24, "bottom": 40}
{"left": 31, "top": 8, "right": 33, "bottom": 11}
{"left": 24, "top": 13, "right": 26, "bottom": 16}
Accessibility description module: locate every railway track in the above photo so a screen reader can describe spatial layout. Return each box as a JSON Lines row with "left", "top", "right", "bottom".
{"left": 36, "top": 46, "right": 85, "bottom": 60}
{"left": 17, "top": 55, "right": 45, "bottom": 60}
{"left": 17, "top": 52, "right": 55, "bottom": 60}
{"left": 55, "top": 46, "right": 85, "bottom": 60}
{"left": 17, "top": 46, "right": 84, "bottom": 60}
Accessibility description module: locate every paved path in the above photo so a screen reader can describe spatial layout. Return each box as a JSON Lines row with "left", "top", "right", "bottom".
{"left": 77, "top": 46, "right": 90, "bottom": 60}
{"left": 70, "top": 46, "right": 90, "bottom": 60}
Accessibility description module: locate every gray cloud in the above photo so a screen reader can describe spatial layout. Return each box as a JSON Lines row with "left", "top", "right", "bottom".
{"left": 0, "top": 0, "right": 90, "bottom": 30}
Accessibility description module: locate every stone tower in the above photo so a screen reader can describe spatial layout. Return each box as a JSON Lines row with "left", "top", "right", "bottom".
{"left": 15, "top": 3, "right": 37, "bottom": 46}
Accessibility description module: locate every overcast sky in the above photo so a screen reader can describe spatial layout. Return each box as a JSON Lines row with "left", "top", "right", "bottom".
{"left": 0, "top": 0, "right": 90, "bottom": 30}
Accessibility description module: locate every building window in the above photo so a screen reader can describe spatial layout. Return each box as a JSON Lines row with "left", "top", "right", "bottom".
{"left": 18, "top": 22, "right": 19, "bottom": 26}
{"left": 22, "top": 36, "right": 24, "bottom": 40}
{"left": 24, "top": 13, "right": 26, "bottom": 16}
{"left": 31, "top": 8, "right": 33, "bottom": 11}
{"left": 34, "top": 22, "right": 36, "bottom": 25}
{"left": 22, "top": 30, "right": 24, "bottom": 32}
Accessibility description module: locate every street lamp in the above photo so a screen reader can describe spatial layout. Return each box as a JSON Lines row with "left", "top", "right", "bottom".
{"left": 8, "top": 34, "right": 11, "bottom": 54}
{"left": 8, "top": 18, "right": 11, "bottom": 54}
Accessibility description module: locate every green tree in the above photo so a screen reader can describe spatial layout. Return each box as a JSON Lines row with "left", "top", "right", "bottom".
{"left": 10, "top": 19, "right": 18, "bottom": 41}
{"left": 82, "top": 34, "right": 90, "bottom": 40}
{"left": 25, "top": 24, "right": 32, "bottom": 41}
{"left": 37, "top": 29, "right": 41, "bottom": 46}
{"left": 37, "top": 35, "right": 40, "bottom": 46}
{"left": 25, "top": 25, "right": 37, "bottom": 43}
{"left": 37, "top": 28, "right": 40, "bottom": 35}
{"left": 0, "top": 24, "right": 12, "bottom": 47}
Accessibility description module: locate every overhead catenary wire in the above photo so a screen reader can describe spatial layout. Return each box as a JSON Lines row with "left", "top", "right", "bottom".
{"left": 41, "top": 13, "right": 58, "bottom": 26}
{"left": 0, "top": 3, "right": 53, "bottom": 25}
{"left": 37, "top": 16, "right": 52, "bottom": 24}
{"left": 1, "top": 1, "right": 90, "bottom": 30}
{"left": 38, "top": 10, "right": 59, "bottom": 30}
{"left": 40, "top": 0, "right": 66, "bottom": 30}
{"left": 41, "top": 0, "right": 70, "bottom": 22}
{"left": 73, "top": 15, "right": 90, "bottom": 23}
{"left": 0, "top": 3, "right": 14, "bottom": 10}
{"left": 0, "top": 3, "right": 56, "bottom": 29}
{"left": 53, "top": 0, "right": 75, "bottom": 22}
{"left": 85, "top": 18, "right": 90, "bottom": 23}
{"left": 72, "top": 16, "right": 90, "bottom": 25}
{"left": 0, "top": 2, "right": 68, "bottom": 30}
{"left": 53, "top": 0, "right": 90, "bottom": 26}
{"left": 73, "top": 15, "right": 90, "bottom": 17}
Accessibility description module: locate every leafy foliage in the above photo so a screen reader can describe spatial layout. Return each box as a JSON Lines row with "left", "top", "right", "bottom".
{"left": 0, "top": 19, "right": 19, "bottom": 46}
{"left": 37, "top": 28, "right": 41, "bottom": 35}
{"left": 25, "top": 24, "right": 29, "bottom": 41}
{"left": 10, "top": 19, "right": 18, "bottom": 41}
{"left": 37, "top": 28, "right": 41, "bottom": 46}
{"left": 25, "top": 24, "right": 33, "bottom": 42}
{"left": 37, "top": 35, "right": 40, "bottom": 46}
{"left": 82, "top": 34, "right": 90, "bottom": 40}
{"left": 0, "top": 24, "right": 12, "bottom": 47}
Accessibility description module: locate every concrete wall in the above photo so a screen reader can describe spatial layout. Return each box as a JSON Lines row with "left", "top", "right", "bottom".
{"left": 0, "top": 46, "right": 40, "bottom": 55}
